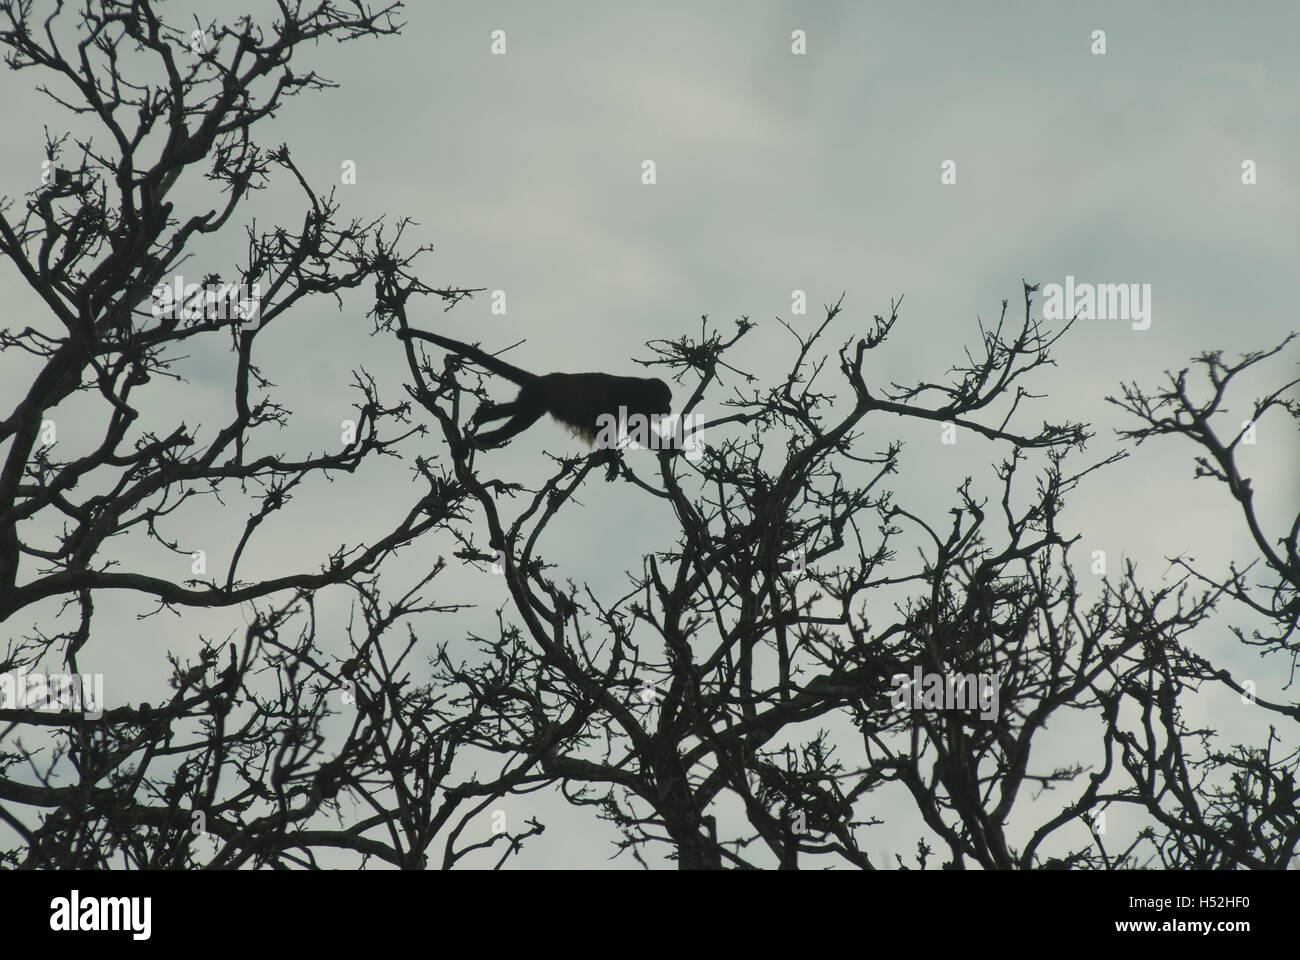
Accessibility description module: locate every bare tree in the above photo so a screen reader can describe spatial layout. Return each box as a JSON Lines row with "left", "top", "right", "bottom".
{"left": 0, "top": 0, "right": 544, "bottom": 869}
{"left": 1098, "top": 336, "right": 1300, "bottom": 868}
{"left": 393, "top": 282, "right": 1177, "bottom": 869}
{"left": 2, "top": 1, "right": 1293, "bottom": 872}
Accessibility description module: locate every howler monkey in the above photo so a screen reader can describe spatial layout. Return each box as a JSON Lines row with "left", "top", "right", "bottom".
{"left": 397, "top": 328, "right": 673, "bottom": 452}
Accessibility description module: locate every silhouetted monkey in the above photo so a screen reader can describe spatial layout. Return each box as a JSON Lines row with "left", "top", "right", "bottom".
{"left": 397, "top": 328, "right": 673, "bottom": 453}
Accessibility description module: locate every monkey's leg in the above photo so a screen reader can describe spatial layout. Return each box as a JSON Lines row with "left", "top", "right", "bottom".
{"left": 473, "top": 400, "right": 518, "bottom": 425}
{"left": 472, "top": 408, "right": 545, "bottom": 448}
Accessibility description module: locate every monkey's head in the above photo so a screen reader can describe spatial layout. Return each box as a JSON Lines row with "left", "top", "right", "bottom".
{"left": 645, "top": 378, "right": 673, "bottom": 416}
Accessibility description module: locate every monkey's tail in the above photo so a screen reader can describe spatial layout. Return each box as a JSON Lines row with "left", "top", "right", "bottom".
{"left": 397, "top": 328, "right": 535, "bottom": 385}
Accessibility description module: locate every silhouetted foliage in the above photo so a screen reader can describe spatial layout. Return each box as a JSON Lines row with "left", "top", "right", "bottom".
{"left": 1, "top": 1, "right": 1294, "bottom": 870}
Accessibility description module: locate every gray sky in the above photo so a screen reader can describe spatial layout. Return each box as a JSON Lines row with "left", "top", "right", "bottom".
{"left": 2, "top": 1, "right": 1297, "bottom": 867}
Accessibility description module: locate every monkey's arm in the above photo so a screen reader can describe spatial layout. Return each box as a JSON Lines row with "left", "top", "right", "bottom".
{"left": 472, "top": 407, "right": 546, "bottom": 448}
{"left": 472, "top": 400, "right": 517, "bottom": 425}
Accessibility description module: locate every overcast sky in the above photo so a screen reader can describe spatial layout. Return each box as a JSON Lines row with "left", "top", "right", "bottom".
{"left": 2, "top": 1, "right": 1297, "bottom": 867}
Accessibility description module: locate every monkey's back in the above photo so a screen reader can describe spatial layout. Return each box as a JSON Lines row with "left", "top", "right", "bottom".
{"left": 540, "top": 372, "right": 660, "bottom": 444}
